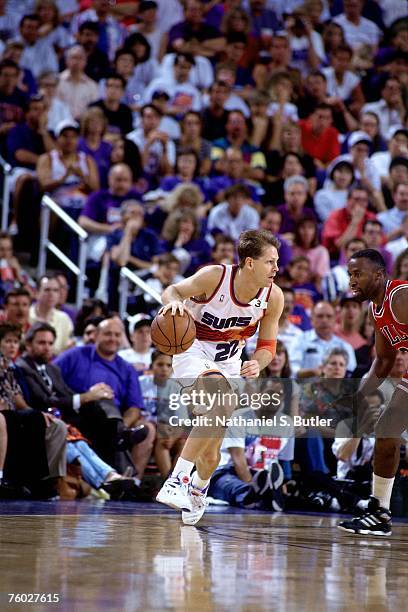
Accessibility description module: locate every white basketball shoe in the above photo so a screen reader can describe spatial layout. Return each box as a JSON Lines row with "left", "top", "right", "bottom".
{"left": 156, "top": 472, "right": 193, "bottom": 512}
{"left": 182, "top": 486, "right": 209, "bottom": 525}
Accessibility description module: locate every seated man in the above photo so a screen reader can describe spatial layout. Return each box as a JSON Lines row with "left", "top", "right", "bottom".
{"left": 0, "top": 287, "right": 32, "bottom": 333}
{"left": 16, "top": 321, "right": 150, "bottom": 484}
{"left": 90, "top": 73, "right": 133, "bottom": 138}
{"left": 0, "top": 349, "right": 67, "bottom": 498}
{"left": 207, "top": 184, "right": 260, "bottom": 242}
{"left": 54, "top": 318, "right": 155, "bottom": 486}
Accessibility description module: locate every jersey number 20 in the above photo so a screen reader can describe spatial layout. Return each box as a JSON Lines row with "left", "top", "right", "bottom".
{"left": 214, "top": 340, "right": 239, "bottom": 361}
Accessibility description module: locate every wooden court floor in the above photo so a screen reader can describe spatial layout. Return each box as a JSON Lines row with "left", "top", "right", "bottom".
{"left": 0, "top": 501, "right": 407, "bottom": 612}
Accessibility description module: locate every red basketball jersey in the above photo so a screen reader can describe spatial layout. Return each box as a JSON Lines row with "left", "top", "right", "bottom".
{"left": 371, "top": 280, "right": 408, "bottom": 350}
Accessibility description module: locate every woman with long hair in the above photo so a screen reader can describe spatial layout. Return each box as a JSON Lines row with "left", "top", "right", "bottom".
{"left": 177, "top": 112, "right": 211, "bottom": 176}
{"left": 35, "top": 0, "right": 74, "bottom": 55}
{"left": 392, "top": 248, "right": 408, "bottom": 280}
{"left": 78, "top": 107, "right": 112, "bottom": 187}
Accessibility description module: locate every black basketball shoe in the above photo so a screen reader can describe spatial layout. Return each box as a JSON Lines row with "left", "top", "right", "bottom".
{"left": 338, "top": 497, "right": 392, "bottom": 536}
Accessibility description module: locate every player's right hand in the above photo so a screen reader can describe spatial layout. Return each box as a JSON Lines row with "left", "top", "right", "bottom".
{"left": 160, "top": 301, "right": 187, "bottom": 316}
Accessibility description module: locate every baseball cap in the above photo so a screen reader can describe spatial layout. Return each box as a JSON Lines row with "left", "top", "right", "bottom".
{"left": 339, "top": 292, "right": 362, "bottom": 306}
{"left": 55, "top": 119, "right": 80, "bottom": 137}
{"left": 387, "top": 125, "right": 408, "bottom": 141}
{"left": 348, "top": 131, "right": 372, "bottom": 148}
{"left": 128, "top": 313, "right": 152, "bottom": 334}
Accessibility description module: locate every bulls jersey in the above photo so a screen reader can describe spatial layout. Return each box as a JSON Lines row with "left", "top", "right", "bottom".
{"left": 185, "top": 264, "right": 272, "bottom": 364}
{"left": 371, "top": 280, "right": 408, "bottom": 350}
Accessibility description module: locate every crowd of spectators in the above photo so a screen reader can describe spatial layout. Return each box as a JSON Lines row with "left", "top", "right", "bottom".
{"left": 0, "top": 0, "right": 407, "bottom": 512}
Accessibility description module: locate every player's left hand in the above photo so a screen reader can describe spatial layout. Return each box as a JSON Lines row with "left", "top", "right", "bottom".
{"left": 240, "top": 360, "right": 260, "bottom": 378}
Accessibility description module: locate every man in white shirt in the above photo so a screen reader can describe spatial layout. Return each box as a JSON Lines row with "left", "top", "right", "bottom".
{"left": 333, "top": 0, "right": 381, "bottom": 50}
{"left": 378, "top": 183, "right": 408, "bottom": 239}
{"left": 18, "top": 14, "right": 59, "bottom": 79}
{"left": 385, "top": 214, "right": 408, "bottom": 262}
{"left": 56, "top": 45, "right": 99, "bottom": 120}
{"left": 362, "top": 77, "right": 405, "bottom": 139}
{"left": 119, "top": 314, "right": 154, "bottom": 373}
{"left": 143, "top": 52, "right": 202, "bottom": 114}
{"left": 291, "top": 301, "right": 356, "bottom": 378}
{"left": 207, "top": 184, "right": 260, "bottom": 241}
{"left": 371, "top": 126, "right": 408, "bottom": 181}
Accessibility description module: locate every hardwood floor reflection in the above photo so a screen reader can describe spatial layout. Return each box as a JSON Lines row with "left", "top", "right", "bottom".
{"left": 0, "top": 504, "right": 407, "bottom": 611}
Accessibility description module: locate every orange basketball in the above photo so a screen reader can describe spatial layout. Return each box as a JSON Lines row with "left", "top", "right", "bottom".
{"left": 151, "top": 309, "right": 196, "bottom": 355}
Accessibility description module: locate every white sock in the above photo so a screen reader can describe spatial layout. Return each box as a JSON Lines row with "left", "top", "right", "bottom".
{"left": 134, "top": 478, "right": 141, "bottom": 487}
{"left": 372, "top": 474, "right": 395, "bottom": 510}
{"left": 0, "top": 469, "right": 3, "bottom": 481}
{"left": 192, "top": 471, "right": 210, "bottom": 491}
{"left": 172, "top": 457, "right": 194, "bottom": 478}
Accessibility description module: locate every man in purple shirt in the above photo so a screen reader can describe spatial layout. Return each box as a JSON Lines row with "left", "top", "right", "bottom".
{"left": 55, "top": 317, "right": 155, "bottom": 486}
{"left": 277, "top": 175, "right": 317, "bottom": 235}
{"left": 168, "top": 0, "right": 225, "bottom": 58}
{"left": 79, "top": 163, "right": 142, "bottom": 233}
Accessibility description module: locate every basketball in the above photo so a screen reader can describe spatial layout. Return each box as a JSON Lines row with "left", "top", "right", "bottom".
{"left": 151, "top": 309, "right": 196, "bottom": 355}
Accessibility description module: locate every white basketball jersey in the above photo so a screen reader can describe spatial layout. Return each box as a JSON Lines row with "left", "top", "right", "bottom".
{"left": 185, "top": 264, "right": 272, "bottom": 364}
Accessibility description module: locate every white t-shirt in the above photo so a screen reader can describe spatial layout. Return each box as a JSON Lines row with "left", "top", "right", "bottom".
{"left": 315, "top": 188, "right": 348, "bottom": 222}
{"left": 118, "top": 347, "right": 154, "bottom": 371}
{"left": 207, "top": 202, "right": 260, "bottom": 241}
{"left": 322, "top": 67, "right": 360, "bottom": 101}
{"left": 370, "top": 151, "right": 391, "bottom": 178}
{"left": 289, "top": 31, "right": 325, "bottom": 76}
{"left": 143, "top": 77, "right": 202, "bottom": 112}
{"left": 333, "top": 14, "right": 381, "bottom": 49}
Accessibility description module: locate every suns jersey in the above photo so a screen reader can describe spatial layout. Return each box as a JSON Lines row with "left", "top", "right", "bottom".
{"left": 371, "top": 280, "right": 408, "bottom": 351}
{"left": 185, "top": 264, "right": 272, "bottom": 363}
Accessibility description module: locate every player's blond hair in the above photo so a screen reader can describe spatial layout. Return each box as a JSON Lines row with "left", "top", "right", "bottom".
{"left": 237, "top": 230, "right": 280, "bottom": 268}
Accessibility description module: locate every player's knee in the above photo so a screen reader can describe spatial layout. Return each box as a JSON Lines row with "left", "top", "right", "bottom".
{"left": 375, "top": 437, "right": 399, "bottom": 458}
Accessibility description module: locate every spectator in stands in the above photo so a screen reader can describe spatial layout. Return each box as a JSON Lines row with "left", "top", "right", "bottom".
{"left": 36, "top": 119, "right": 99, "bottom": 220}
{"left": 322, "top": 44, "right": 365, "bottom": 117}
{"left": 207, "top": 184, "right": 260, "bottom": 242}
{"left": 160, "top": 148, "right": 202, "bottom": 193}
{"left": 56, "top": 45, "right": 99, "bottom": 120}
{"left": 382, "top": 156, "right": 408, "bottom": 210}
{"left": 322, "top": 20, "right": 346, "bottom": 61}
{"left": 333, "top": 0, "right": 382, "bottom": 51}
{"left": 377, "top": 183, "right": 408, "bottom": 240}
{"left": 361, "top": 219, "right": 393, "bottom": 273}
{"left": 108, "top": 199, "right": 162, "bottom": 270}
{"left": 208, "top": 236, "right": 234, "bottom": 266}
{"left": 18, "top": 13, "right": 59, "bottom": 79}
{"left": 176, "top": 111, "right": 211, "bottom": 176}
{"left": 362, "top": 77, "right": 406, "bottom": 139}
{"left": 139, "top": 350, "right": 186, "bottom": 478}
{"left": 76, "top": 20, "right": 111, "bottom": 83}
{"left": 322, "top": 186, "right": 376, "bottom": 257}
{"left": 315, "top": 159, "right": 354, "bottom": 222}
{"left": 212, "top": 110, "right": 266, "bottom": 181}
{"left": 55, "top": 272, "right": 76, "bottom": 323}
{"left": 166, "top": 0, "right": 225, "bottom": 58}
{"left": 78, "top": 107, "right": 112, "bottom": 188}
{"left": 0, "top": 233, "right": 33, "bottom": 306}
{"left": 132, "top": 1, "right": 163, "bottom": 61}
{"left": 122, "top": 33, "right": 159, "bottom": 99}
{"left": 283, "top": 9, "right": 325, "bottom": 77}
{"left": 343, "top": 131, "right": 385, "bottom": 211}
{"left": 211, "top": 148, "right": 264, "bottom": 205}
{"left": 0, "top": 322, "right": 21, "bottom": 362}
{"left": 71, "top": 0, "right": 127, "bottom": 61}
{"left": 264, "top": 152, "right": 312, "bottom": 207}
{"left": 285, "top": 256, "right": 322, "bottom": 315}
{"left": 119, "top": 314, "right": 154, "bottom": 373}
{"left": 79, "top": 163, "right": 141, "bottom": 240}
{"left": 161, "top": 209, "right": 211, "bottom": 276}
{"left": 90, "top": 73, "right": 133, "bottom": 138}
{"left": 0, "top": 59, "right": 27, "bottom": 144}
{"left": 371, "top": 127, "right": 408, "bottom": 184}
{"left": 259, "top": 207, "right": 292, "bottom": 271}
{"left": 392, "top": 248, "right": 408, "bottom": 281}
{"left": 0, "top": 288, "right": 32, "bottom": 332}
{"left": 292, "top": 217, "right": 330, "bottom": 290}
{"left": 299, "top": 102, "right": 341, "bottom": 167}
{"left": 201, "top": 79, "right": 230, "bottom": 142}
{"left": 54, "top": 317, "right": 155, "bottom": 484}
{"left": 102, "top": 47, "right": 138, "bottom": 108}
{"left": 29, "top": 275, "right": 73, "bottom": 355}
{"left": 277, "top": 176, "right": 316, "bottom": 237}
{"left": 1, "top": 40, "right": 37, "bottom": 96}
{"left": 136, "top": 253, "right": 183, "bottom": 317}
{"left": 127, "top": 104, "right": 175, "bottom": 190}
{"left": 110, "top": 137, "right": 143, "bottom": 185}
{"left": 321, "top": 237, "right": 366, "bottom": 303}
{"left": 385, "top": 214, "right": 408, "bottom": 262}
{"left": 35, "top": 0, "right": 74, "bottom": 55}
{"left": 291, "top": 301, "right": 356, "bottom": 378}
{"left": 358, "top": 110, "right": 387, "bottom": 153}
{"left": 248, "top": 0, "right": 281, "bottom": 40}
{"left": 38, "top": 72, "right": 74, "bottom": 135}
{"left": 143, "top": 52, "right": 202, "bottom": 116}
{"left": 73, "top": 298, "right": 110, "bottom": 339}
{"left": 335, "top": 294, "right": 366, "bottom": 350}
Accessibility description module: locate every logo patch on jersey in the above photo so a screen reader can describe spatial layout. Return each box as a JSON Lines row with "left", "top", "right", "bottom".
{"left": 201, "top": 311, "right": 252, "bottom": 329}
{"left": 219, "top": 294, "right": 225, "bottom": 302}
{"left": 381, "top": 324, "right": 408, "bottom": 346}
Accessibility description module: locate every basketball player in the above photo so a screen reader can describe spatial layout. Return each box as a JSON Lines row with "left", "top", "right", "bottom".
{"left": 339, "top": 248, "right": 408, "bottom": 536}
{"left": 156, "top": 230, "right": 284, "bottom": 525}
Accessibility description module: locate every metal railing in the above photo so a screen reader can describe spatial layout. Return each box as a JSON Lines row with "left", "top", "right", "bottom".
{"left": 0, "top": 155, "right": 12, "bottom": 231}
{"left": 119, "top": 266, "right": 162, "bottom": 319}
{"left": 37, "top": 195, "right": 88, "bottom": 309}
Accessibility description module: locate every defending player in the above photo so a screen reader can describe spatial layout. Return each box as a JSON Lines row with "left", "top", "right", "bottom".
{"left": 155, "top": 230, "right": 284, "bottom": 525}
{"left": 339, "top": 248, "right": 408, "bottom": 536}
